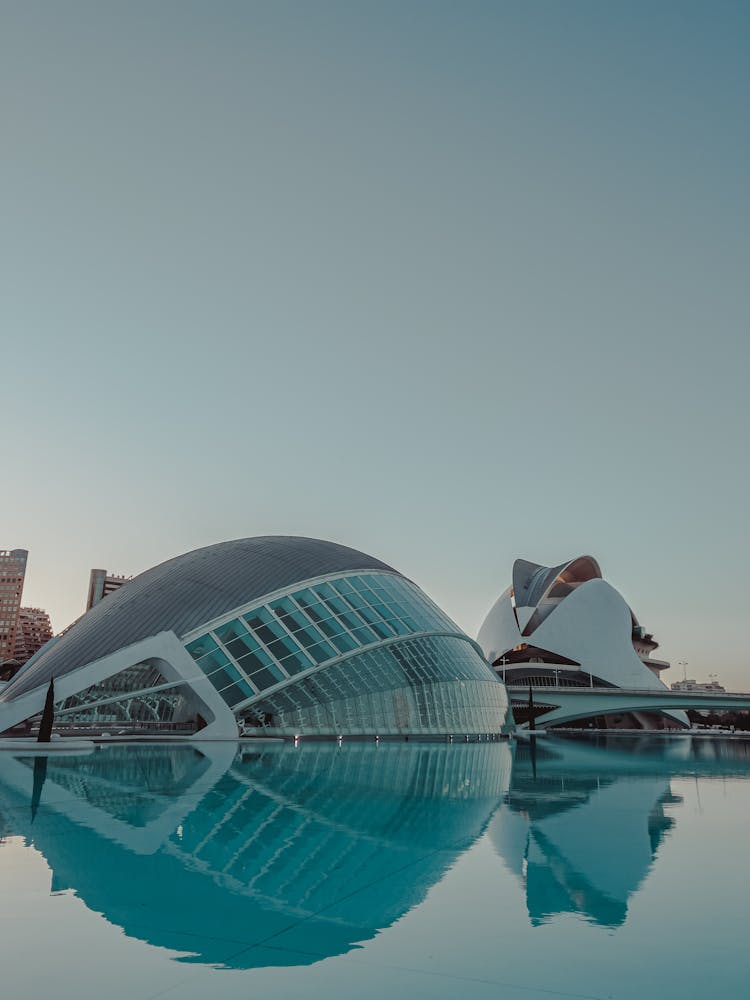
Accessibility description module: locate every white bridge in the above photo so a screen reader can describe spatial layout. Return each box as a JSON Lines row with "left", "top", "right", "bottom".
{"left": 506, "top": 684, "right": 750, "bottom": 728}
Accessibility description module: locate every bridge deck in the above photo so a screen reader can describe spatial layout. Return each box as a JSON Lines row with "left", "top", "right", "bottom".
{"left": 505, "top": 685, "right": 750, "bottom": 728}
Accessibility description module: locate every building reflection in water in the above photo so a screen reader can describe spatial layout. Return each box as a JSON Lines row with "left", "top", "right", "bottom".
{"left": 490, "top": 734, "right": 750, "bottom": 928}
{"left": 0, "top": 741, "right": 511, "bottom": 968}
{"left": 490, "top": 737, "right": 680, "bottom": 927}
{"left": 497, "top": 734, "right": 750, "bottom": 929}
{"left": 3, "top": 734, "right": 748, "bottom": 962}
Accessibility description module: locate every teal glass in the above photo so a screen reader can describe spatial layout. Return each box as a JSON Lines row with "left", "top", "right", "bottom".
{"left": 195, "top": 648, "right": 234, "bottom": 675}
{"left": 243, "top": 662, "right": 285, "bottom": 692}
{"left": 214, "top": 618, "right": 250, "bottom": 644}
{"left": 269, "top": 596, "right": 336, "bottom": 662}
{"left": 183, "top": 572, "right": 466, "bottom": 713}
{"left": 235, "top": 642, "right": 277, "bottom": 676}
{"left": 186, "top": 635, "right": 220, "bottom": 660}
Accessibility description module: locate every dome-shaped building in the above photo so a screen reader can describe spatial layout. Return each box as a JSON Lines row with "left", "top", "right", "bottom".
{"left": 0, "top": 536, "right": 510, "bottom": 739}
{"left": 478, "top": 555, "right": 687, "bottom": 730}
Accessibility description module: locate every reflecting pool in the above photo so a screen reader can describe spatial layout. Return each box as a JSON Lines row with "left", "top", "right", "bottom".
{"left": 1, "top": 735, "right": 749, "bottom": 999}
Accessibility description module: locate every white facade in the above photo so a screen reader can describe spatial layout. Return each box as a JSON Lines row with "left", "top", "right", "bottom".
{"left": 478, "top": 556, "right": 688, "bottom": 730}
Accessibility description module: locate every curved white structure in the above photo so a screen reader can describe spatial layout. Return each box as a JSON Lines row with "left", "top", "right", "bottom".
{"left": 478, "top": 556, "right": 687, "bottom": 730}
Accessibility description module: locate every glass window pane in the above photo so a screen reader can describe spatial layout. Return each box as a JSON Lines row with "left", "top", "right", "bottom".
{"left": 269, "top": 596, "right": 305, "bottom": 631}
{"left": 328, "top": 630, "right": 358, "bottom": 653}
{"left": 371, "top": 602, "right": 394, "bottom": 621}
{"left": 215, "top": 619, "right": 250, "bottom": 644}
{"left": 387, "top": 616, "right": 411, "bottom": 636}
{"left": 242, "top": 653, "right": 283, "bottom": 680}
{"left": 298, "top": 600, "right": 345, "bottom": 634}
{"left": 252, "top": 606, "right": 277, "bottom": 626}
{"left": 269, "top": 595, "right": 297, "bottom": 615}
{"left": 236, "top": 641, "right": 274, "bottom": 667}
{"left": 219, "top": 681, "right": 254, "bottom": 707}
{"left": 350, "top": 625, "right": 378, "bottom": 644}
{"left": 278, "top": 649, "right": 312, "bottom": 675}
{"left": 186, "top": 635, "right": 218, "bottom": 660}
{"left": 353, "top": 602, "right": 396, "bottom": 634}
{"left": 305, "top": 642, "right": 336, "bottom": 665}
{"left": 324, "top": 594, "right": 354, "bottom": 617}
{"left": 223, "top": 634, "right": 262, "bottom": 660}
{"left": 338, "top": 612, "right": 377, "bottom": 642}
{"left": 312, "top": 582, "right": 337, "bottom": 602}
{"left": 367, "top": 619, "right": 396, "bottom": 640}
{"left": 244, "top": 608, "right": 287, "bottom": 648}
{"left": 334, "top": 586, "right": 368, "bottom": 611}
{"left": 196, "top": 648, "right": 233, "bottom": 674}
{"left": 270, "top": 598, "right": 331, "bottom": 652}
{"left": 247, "top": 665, "right": 285, "bottom": 691}
{"left": 302, "top": 607, "right": 358, "bottom": 651}
{"left": 292, "top": 588, "right": 318, "bottom": 609}
{"left": 270, "top": 606, "right": 336, "bottom": 660}
{"left": 267, "top": 635, "right": 303, "bottom": 661}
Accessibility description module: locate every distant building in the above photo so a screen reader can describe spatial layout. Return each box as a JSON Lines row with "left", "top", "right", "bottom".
{"left": 86, "top": 569, "right": 131, "bottom": 610}
{"left": 0, "top": 549, "right": 28, "bottom": 665}
{"left": 671, "top": 678, "right": 725, "bottom": 693}
{"left": 13, "top": 607, "right": 54, "bottom": 666}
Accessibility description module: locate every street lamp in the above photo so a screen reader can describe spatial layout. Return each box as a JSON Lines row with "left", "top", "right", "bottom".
{"left": 499, "top": 656, "right": 508, "bottom": 683}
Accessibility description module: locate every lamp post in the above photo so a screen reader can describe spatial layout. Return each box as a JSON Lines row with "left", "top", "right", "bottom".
{"left": 678, "top": 660, "right": 688, "bottom": 683}
{"left": 499, "top": 656, "right": 508, "bottom": 683}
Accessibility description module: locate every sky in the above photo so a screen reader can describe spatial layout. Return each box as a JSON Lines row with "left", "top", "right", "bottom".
{"left": 2, "top": 1, "right": 749, "bottom": 685}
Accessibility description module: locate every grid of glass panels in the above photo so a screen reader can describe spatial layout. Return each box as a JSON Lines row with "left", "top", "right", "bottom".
{"left": 54, "top": 683, "right": 193, "bottom": 728}
{"left": 56, "top": 662, "right": 169, "bottom": 713}
{"left": 184, "top": 572, "right": 461, "bottom": 709}
{"left": 237, "top": 634, "right": 510, "bottom": 736}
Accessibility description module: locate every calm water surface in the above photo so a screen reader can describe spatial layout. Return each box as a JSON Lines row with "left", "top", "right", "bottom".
{"left": 1, "top": 735, "right": 748, "bottom": 1000}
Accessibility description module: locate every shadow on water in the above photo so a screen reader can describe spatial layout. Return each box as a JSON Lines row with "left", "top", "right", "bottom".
{"left": 1, "top": 734, "right": 750, "bottom": 962}
{"left": 30, "top": 755, "right": 48, "bottom": 821}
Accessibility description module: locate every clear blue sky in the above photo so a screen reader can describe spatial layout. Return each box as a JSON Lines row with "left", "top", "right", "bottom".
{"left": 3, "top": 1, "right": 748, "bottom": 684}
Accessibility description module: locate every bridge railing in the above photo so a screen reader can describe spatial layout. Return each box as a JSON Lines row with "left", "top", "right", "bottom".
{"left": 505, "top": 683, "right": 750, "bottom": 698}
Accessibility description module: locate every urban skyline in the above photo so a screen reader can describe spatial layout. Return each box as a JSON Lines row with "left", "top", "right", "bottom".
{"left": 0, "top": 548, "right": 52, "bottom": 674}
{"left": 2, "top": 537, "right": 733, "bottom": 690}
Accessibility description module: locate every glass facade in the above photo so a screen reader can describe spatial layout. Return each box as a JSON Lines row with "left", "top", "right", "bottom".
{"left": 184, "top": 572, "right": 460, "bottom": 711}
{"left": 36, "top": 571, "right": 508, "bottom": 738}
{"left": 52, "top": 661, "right": 198, "bottom": 731}
{"left": 238, "top": 635, "right": 509, "bottom": 736}
{"left": 57, "top": 662, "right": 169, "bottom": 713}
{"left": 54, "top": 682, "right": 194, "bottom": 730}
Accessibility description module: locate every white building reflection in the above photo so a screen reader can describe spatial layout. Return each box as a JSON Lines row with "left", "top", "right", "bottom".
{"left": 488, "top": 737, "right": 691, "bottom": 927}
{"left": 2, "top": 735, "right": 748, "bottom": 956}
